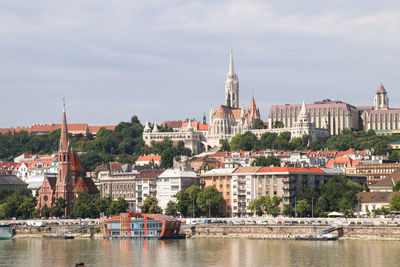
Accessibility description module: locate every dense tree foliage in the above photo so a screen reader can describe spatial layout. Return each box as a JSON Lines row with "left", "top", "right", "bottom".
{"left": 248, "top": 196, "right": 282, "bottom": 217}
{"left": 295, "top": 199, "right": 311, "bottom": 217}
{"left": 295, "top": 175, "right": 364, "bottom": 216}
{"left": 272, "top": 121, "right": 284, "bottom": 128}
{"left": 175, "top": 185, "right": 223, "bottom": 217}
{"left": 197, "top": 186, "right": 224, "bottom": 217}
{"left": 70, "top": 193, "right": 128, "bottom": 218}
{"left": 253, "top": 118, "right": 267, "bottom": 129}
{"left": 252, "top": 156, "right": 281, "bottom": 167}
{"left": 219, "top": 139, "right": 231, "bottom": 152}
{"left": 140, "top": 196, "right": 162, "bottom": 214}
{"left": 0, "top": 189, "right": 37, "bottom": 219}
{"left": 390, "top": 194, "right": 400, "bottom": 211}
{"left": 393, "top": 181, "right": 400, "bottom": 192}
{"left": 164, "top": 201, "right": 177, "bottom": 216}
{"left": 0, "top": 115, "right": 195, "bottom": 171}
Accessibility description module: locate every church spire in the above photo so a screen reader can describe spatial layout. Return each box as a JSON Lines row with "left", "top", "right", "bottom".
{"left": 59, "top": 98, "right": 69, "bottom": 152}
{"left": 225, "top": 50, "right": 239, "bottom": 108}
{"left": 228, "top": 49, "right": 234, "bottom": 76}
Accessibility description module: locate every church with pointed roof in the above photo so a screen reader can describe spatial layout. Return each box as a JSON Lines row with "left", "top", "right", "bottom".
{"left": 143, "top": 50, "right": 329, "bottom": 154}
{"left": 37, "top": 102, "right": 98, "bottom": 216}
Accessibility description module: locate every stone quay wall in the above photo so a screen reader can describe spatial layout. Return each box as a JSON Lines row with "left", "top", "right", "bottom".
{"left": 194, "top": 225, "right": 400, "bottom": 240}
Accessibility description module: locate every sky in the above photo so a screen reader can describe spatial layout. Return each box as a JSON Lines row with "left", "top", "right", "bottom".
{"left": 2, "top": 0, "right": 400, "bottom": 127}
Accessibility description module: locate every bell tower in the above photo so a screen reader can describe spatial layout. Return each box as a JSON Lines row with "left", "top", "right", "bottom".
{"left": 55, "top": 99, "right": 74, "bottom": 215}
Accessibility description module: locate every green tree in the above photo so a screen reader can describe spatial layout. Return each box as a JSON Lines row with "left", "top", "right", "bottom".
{"left": 186, "top": 185, "right": 202, "bottom": 217}
{"left": 72, "top": 192, "right": 97, "bottom": 218}
{"left": 230, "top": 131, "right": 258, "bottom": 151}
{"left": 393, "top": 181, "right": 400, "bottom": 192}
{"left": 258, "top": 132, "right": 278, "bottom": 149}
{"left": 140, "top": 196, "right": 162, "bottom": 214}
{"left": 272, "top": 132, "right": 292, "bottom": 150}
{"left": 165, "top": 201, "right": 177, "bottom": 216}
{"left": 219, "top": 139, "right": 231, "bottom": 152}
{"left": 41, "top": 204, "right": 51, "bottom": 218}
{"left": 197, "top": 186, "right": 223, "bottom": 217}
{"left": 95, "top": 196, "right": 112, "bottom": 216}
{"left": 318, "top": 175, "right": 363, "bottom": 214}
{"left": 295, "top": 199, "right": 311, "bottom": 217}
{"left": 282, "top": 204, "right": 294, "bottom": 216}
{"left": 248, "top": 198, "right": 264, "bottom": 216}
{"left": 272, "top": 121, "right": 284, "bottom": 128}
{"left": 108, "top": 197, "right": 129, "bottom": 215}
{"left": 390, "top": 194, "right": 400, "bottom": 211}
{"left": 175, "top": 191, "right": 191, "bottom": 217}
{"left": 252, "top": 156, "right": 281, "bottom": 167}
{"left": 253, "top": 118, "right": 266, "bottom": 129}
{"left": 263, "top": 196, "right": 282, "bottom": 217}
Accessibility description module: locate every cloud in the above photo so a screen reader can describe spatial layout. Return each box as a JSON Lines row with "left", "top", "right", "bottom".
{"left": 1, "top": 0, "right": 400, "bottom": 127}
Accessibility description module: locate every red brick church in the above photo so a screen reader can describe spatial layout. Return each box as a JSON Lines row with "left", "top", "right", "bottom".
{"left": 37, "top": 103, "right": 98, "bottom": 216}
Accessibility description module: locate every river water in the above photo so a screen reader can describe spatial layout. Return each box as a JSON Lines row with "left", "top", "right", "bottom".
{"left": 1, "top": 238, "right": 400, "bottom": 267}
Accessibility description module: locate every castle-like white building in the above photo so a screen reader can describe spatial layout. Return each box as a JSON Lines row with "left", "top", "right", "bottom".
{"left": 143, "top": 51, "right": 329, "bottom": 154}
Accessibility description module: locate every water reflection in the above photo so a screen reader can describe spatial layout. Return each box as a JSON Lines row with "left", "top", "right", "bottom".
{"left": 1, "top": 239, "right": 400, "bottom": 266}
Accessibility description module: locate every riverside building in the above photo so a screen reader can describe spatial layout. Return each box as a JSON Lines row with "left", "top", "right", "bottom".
{"left": 201, "top": 167, "right": 366, "bottom": 217}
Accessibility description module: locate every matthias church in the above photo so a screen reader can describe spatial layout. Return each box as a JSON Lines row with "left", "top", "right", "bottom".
{"left": 143, "top": 51, "right": 328, "bottom": 154}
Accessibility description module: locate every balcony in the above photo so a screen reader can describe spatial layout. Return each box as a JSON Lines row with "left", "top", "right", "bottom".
{"left": 283, "top": 185, "right": 295, "bottom": 190}
{"left": 283, "top": 177, "right": 295, "bottom": 183}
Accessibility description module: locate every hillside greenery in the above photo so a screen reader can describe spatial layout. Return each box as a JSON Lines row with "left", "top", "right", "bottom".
{"left": 1, "top": 115, "right": 400, "bottom": 171}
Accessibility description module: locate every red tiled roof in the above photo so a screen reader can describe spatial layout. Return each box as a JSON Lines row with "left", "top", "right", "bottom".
{"left": 88, "top": 125, "right": 116, "bottom": 134}
{"left": 233, "top": 167, "right": 262, "bottom": 173}
{"left": 356, "top": 191, "right": 396, "bottom": 204}
{"left": 47, "top": 177, "right": 57, "bottom": 190}
{"left": 162, "top": 121, "right": 183, "bottom": 129}
{"left": 198, "top": 123, "right": 208, "bottom": 131}
{"left": 73, "top": 176, "right": 98, "bottom": 193}
{"left": 136, "top": 155, "right": 161, "bottom": 162}
{"left": 336, "top": 148, "right": 356, "bottom": 157}
{"left": 257, "top": 167, "right": 326, "bottom": 174}
{"left": 70, "top": 151, "right": 84, "bottom": 172}
{"left": 136, "top": 169, "right": 164, "bottom": 179}
{"left": 269, "top": 100, "right": 356, "bottom": 116}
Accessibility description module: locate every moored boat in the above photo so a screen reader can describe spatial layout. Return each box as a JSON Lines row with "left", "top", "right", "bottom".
{"left": 0, "top": 224, "right": 15, "bottom": 240}
{"left": 102, "top": 213, "right": 183, "bottom": 240}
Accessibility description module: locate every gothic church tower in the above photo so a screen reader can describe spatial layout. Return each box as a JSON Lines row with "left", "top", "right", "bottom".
{"left": 225, "top": 49, "right": 239, "bottom": 108}
{"left": 55, "top": 100, "right": 75, "bottom": 215}
{"left": 374, "top": 83, "right": 389, "bottom": 110}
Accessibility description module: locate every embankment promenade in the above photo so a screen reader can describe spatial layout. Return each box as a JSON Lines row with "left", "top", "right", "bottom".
{"left": 3, "top": 217, "right": 400, "bottom": 240}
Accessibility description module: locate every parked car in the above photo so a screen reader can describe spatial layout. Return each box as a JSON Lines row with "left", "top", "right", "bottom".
{"left": 283, "top": 221, "right": 292, "bottom": 225}
{"left": 246, "top": 221, "right": 256, "bottom": 225}
{"left": 258, "top": 221, "right": 269, "bottom": 225}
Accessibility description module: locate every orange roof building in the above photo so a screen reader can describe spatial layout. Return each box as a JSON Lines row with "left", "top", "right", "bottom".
{"left": 201, "top": 166, "right": 366, "bottom": 217}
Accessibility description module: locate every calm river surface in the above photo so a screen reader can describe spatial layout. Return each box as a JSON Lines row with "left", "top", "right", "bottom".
{"left": 1, "top": 238, "right": 400, "bottom": 267}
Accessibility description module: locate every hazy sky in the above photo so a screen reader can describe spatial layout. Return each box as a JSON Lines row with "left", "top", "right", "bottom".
{"left": 2, "top": 0, "right": 400, "bottom": 127}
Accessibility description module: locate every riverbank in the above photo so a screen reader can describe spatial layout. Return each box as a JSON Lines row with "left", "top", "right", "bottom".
{"left": 186, "top": 225, "right": 400, "bottom": 241}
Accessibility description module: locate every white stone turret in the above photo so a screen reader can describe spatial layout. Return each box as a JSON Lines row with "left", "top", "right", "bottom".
{"left": 187, "top": 119, "right": 193, "bottom": 132}
{"left": 144, "top": 120, "right": 151, "bottom": 133}
{"left": 240, "top": 106, "right": 245, "bottom": 118}
{"left": 374, "top": 83, "right": 389, "bottom": 110}
{"left": 152, "top": 122, "right": 159, "bottom": 133}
